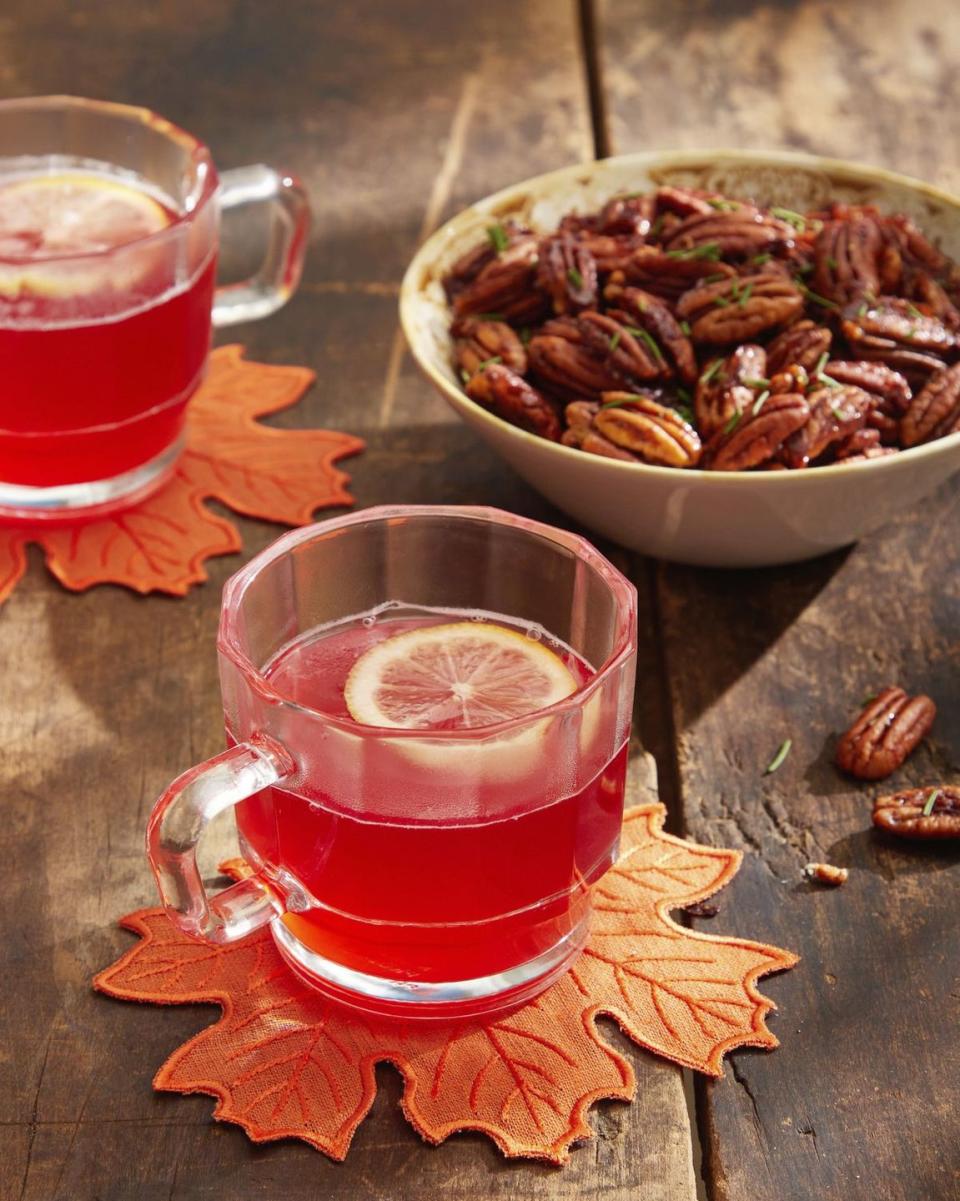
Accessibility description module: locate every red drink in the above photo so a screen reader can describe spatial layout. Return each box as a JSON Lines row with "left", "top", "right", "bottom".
{"left": 235, "top": 609, "right": 628, "bottom": 989}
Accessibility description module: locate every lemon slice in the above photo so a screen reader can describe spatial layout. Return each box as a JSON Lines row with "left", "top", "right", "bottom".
{"left": 344, "top": 621, "right": 578, "bottom": 730}
{"left": 0, "top": 172, "right": 171, "bottom": 258}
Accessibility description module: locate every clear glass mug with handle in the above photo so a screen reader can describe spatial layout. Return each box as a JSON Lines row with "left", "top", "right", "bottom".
{"left": 0, "top": 95, "right": 309, "bottom": 520}
{"left": 147, "top": 506, "right": 638, "bottom": 1019}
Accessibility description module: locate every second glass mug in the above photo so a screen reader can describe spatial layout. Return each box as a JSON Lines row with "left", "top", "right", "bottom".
{"left": 147, "top": 506, "right": 638, "bottom": 1018}
{"left": 0, "top": 95, "right": 309, "bottom": 519}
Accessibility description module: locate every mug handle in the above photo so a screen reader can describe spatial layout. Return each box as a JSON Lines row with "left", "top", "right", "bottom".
{"left": 212, "top": 164, "right": 310, "bottom": 328}
{"left": 146, "top": 738, "right": 293, "bottom": 944}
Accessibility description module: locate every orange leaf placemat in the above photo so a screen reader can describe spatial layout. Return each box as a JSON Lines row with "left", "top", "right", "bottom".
{"left": 94, "top": 804, "right": 798, "bottom": 1164}
{"left": 0, "top": 344, "right": 364, "bottom": 601}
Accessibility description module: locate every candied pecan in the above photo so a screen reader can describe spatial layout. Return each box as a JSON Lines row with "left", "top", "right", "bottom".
{"left": 901, "top": 361, "right": 960, "bottom": 446}
{"left": 563, "top": 399, "right": 600, "bottom": 440}
{"left": 813, "top": 212, "right": 888, "bottom": 304}
{"left": 578, "top": 310, "right": 667, "bottom": 383}
{"left": 769, "top": 364, "right": 810, "bottom": 394}
{"left": 452, "top": 317, "right": 527, "bottom": 379}
{"left": 452, "top": 235, "right": 545, "bottom": 323}
{"left": 873, "top": 787, "right": 960, "bottom": 839}
{"left": 781, "top": 385, "right": 870, "bottom": 468}
{"left": 766, "top": 320, "right": 832, "bottom": 375}
{"left": 443, "top": 220, "right": 531, "bottom": 300}
{"left": 885, "top": 213, "right": 947, "bottom": 276}
{"left": 704, "top": 392, "right": 810, "bottom": 471}
{"left": 594, "top": 394, "right": 702, "bottom": 467}
{"left": 834, "top": 426, "right": 882, "bottom": 459}
{"left": 823, "top": 359, "right": 911, "bottom": 444}
{"left": 695, "top": 343, "right": 768, "bottom": 439}
{"left": 536, "top": 232, "right": 599, "bottom": 315}
{"left": 622, "top": 246, "right": 736, "bottom": 302}
{"left": 527, "top": 332, "right": 622, "bottom": 399}
{"left": 578, "top": 232, "right": 644, "bottom": 273}
{"left": 465, "top": 364, "right": 561, "bottom": 440}
{"left": 561, "top": 409, "right": 640, "bottom": 462}
{"left": 654, "top": 185, "right": 727, "bottom": 217}
{"left": 804, "top": 863, "right": 848, "bottom": 887}
{"left": 835, "top": 686, "right": 936, "bottom": 780}
{"left": 664, "top": 209, "right": 795, "bottom": 260}
{"left": 596, "top": 193, "right": 655, "bottom": 236}
{"left": 676, "top": 274, "right": 804, "bottom": 345}
{"left": 606, "top": 286, "right": 698, "bottom": 385}
{"left": 909, "top": 272, "right": 960, "bottom": 329}
{"left": 841, "top": 297, "right": 955, "bottom": 385}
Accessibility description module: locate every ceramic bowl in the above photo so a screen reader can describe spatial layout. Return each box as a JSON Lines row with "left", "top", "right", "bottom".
{"left": 400, "top": 150, "right": 960, "bottom": 567}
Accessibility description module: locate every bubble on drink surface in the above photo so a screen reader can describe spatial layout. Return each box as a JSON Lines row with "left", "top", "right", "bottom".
{"left": 361, "top": 615, "right": 377, "bottom": 628}
{"left": 525, "top": 624, "right": 544, "bottom": 641}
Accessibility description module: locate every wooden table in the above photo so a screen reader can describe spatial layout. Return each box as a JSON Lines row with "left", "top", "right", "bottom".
{"left": 2, "top": 2, "right": 958, "bottom": 1199}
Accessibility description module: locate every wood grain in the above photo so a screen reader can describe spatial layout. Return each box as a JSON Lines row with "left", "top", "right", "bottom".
{"left": 597, "top": 2, "right": 960, "bottom": 1198}
{"left": 0, "top": 2, "right": 697, "bottom": 1199}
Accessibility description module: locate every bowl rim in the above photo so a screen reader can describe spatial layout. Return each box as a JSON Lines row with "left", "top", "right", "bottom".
{"left": 399, "top": 147, "right": 960, "bottom": 485}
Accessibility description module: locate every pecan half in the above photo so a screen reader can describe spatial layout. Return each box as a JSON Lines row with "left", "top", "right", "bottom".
{"left": 596, "top": 193, "right": 655, "bottom": 236}
{"left": 536, "top": 232, "right": 599, "bottom": 315}
{"left": 664, "top": 209, "right": 795, "bottom": 260}
{"left": 605, "top": 286, "right": 698, "bottom": 385}
{"left": 823, "top": 359, "right": 911, "bottom": 444}
{"left": 676, "top": 274, "right": 804, "bottom": 345}
{"left": 443, "top": 220, "right": 531, "bottom": 300}
{"left": 452, "top": 235, "right": 546, "bottom": 323}
{"left": 594, "top": 394, "right": 702, "bottom": 467}
{"left": 841, "top": 297, "right": 955, "bottom": 385}
{"left": 695, "top": 343, "right": 768, "bottom": 439}
{"left": 835, "top": 686, "right": 936, "bottom": 780}
{"left": 909, "top": 271, "right": 960, "bottom": 329}
{"left": 872, "top": 786, "right": 960, "bottom": 840}
{"left": 704, "top": 392, "right": 810, "bottom": 471}
{"left": 813, "top": 212, "right": 889, "bottom": 304}
{"left": 654, "top": 186, "right": 728, "bottom": 217}
{"left": 452, "top": 316, "right": 527, "bottom": 379}
{"left": 561, "top": 404, "right": 639, "bottom": 462}
{"left": 527, "top": 331, "right": 623, "bottom": 399}
{"left": 781, "top": 385, "right": 870, "bottom": 468}
{"left": 578, "top": 310, "right": 667, "bottom": 383}
{"left": 578, "top": 233, "right": 645, "bottom": 274}
{"left": 465, "top": 364, "right": 561, "bottom": 440}
{"left": 901, "top": 362, "right": 960, "bottom": 447}
{"left": 766, "top": 320, "right": 832, "bottom": 375}
{"left": 622, "top": 246, "right": 736, "bottom": 302}
{"left": 834, "top": 427, "right": 882, "bottom": 459}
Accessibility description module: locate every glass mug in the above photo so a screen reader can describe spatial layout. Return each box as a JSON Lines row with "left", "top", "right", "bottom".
{"left": 147, "top": 506, "right": 637, "bottom": 1018}
{"left": 0, "top": 95, "right": 309, "bottom": 519}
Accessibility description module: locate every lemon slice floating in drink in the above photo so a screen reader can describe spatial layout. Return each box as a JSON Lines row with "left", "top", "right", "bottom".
{"left": 344, "top": 621, "right": 578, "bottom": 730}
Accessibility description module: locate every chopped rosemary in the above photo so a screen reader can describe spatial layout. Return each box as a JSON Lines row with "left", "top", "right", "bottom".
{"left": 665, "top": 241, "right": 722, "bottom": 261}
{"left": 477, "top": 355, "right": 502, "bottom": 371}
{"left": 650, "top": 214, "right": 665, "bottom": 239}
{"left": 476, "top": 311, "right": 506, "bottom": 321}
{"left": 771, "top": 206, "right": 807, "bottom": 231}
{"left": 796, "top": 261, "right": 814, "bottom": 277}
{"left": 460, "top": 368, "right": 472, "bottom": 385}
{"left": 674, "top": 403, "right": 696, "bottom": 425}
{"left": 751, "top": 252, "right": 772, "bottom": 266}
{"left": 905, "top": 301, "right": 923, "bottom": 319}
{"left": 723, "top": 409, "right": 743, "bottom": 435}
{"left": 601, "top": 395, "right": 644, "bottom": 410}
{"left": 922, "top": 789, "right": 941, "bottom": 816}
{"left": 703, "top": 272, "right": 728, "bottom": 284}
{"left": 764, "top": 738, "right": 793, "bottom": 775}
{"left": 826, "top": 255, "right": 838, "bottom": 270}
{"left": 679, "top": 319, "right": 692, "bottom": 335}
{"left": 856, "top": 301, "right": 869, "bottom": 318}
{"left": 830, "top": 404, "right": 846, "bottom": 422}
{"left": 629, "top": 326, "right": 664, "bottom": 360}
{"left": 520, "top": 326, "right": 532, "bottom": 345}
{"left": 752, "top": 389, "right": 771, "bottom": 415}
{"left": 799, "top": 283, "right": 839, "bottom": 309}
{"left": 743, "top": 377, "right": 772, "bottom": 389}
{"left": 701, "top": 358, "right": 724, "bottom": 384}
{"left": 567, "top": 266, "right": 585, "bottom": 289}
{"left": 486, "top": 223, "right": 509, "bottom": 253}
{"left": 708, "top": 197, "right": 740, "bottom": 211}
{"left": 676, "top": 385, "right": 692, "bottom": 403}
{"left": 738, "top": 281, "right": 754, "bottom": 308}
{"left": 814, "top": 351, "right": 830, "bottom": 377}
{"left": 609, "top": 330, "right": 623, "bottom": 352}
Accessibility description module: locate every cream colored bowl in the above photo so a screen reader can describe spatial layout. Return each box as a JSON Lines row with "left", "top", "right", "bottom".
{"left": 400, "top": 150, "right": 960, "bottom": 567}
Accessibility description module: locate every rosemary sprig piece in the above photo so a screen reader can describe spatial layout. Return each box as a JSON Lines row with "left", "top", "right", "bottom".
{"left": 486, "top": 223, "right": 509, "bottom": 253}
{"left": 764, "top": 738, "right": 793, "bottom": 775}
{"left": 922, "top": 789, "right": 941, "bottom": 816}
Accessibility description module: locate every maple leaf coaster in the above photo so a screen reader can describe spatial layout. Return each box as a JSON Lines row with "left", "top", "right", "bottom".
{"left": 94, "top": 804, "right": 798, "bottom": 1164}
{"left": 0, "top": 345, "right": 364, "bottom": 602}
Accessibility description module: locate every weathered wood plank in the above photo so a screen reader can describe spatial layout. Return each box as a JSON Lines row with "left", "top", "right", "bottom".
{"left": 0, "top": 2, "right": 697, "bottom": 1199}
{"left": 597, "top": 2, "right": 960, "bottom": 1198}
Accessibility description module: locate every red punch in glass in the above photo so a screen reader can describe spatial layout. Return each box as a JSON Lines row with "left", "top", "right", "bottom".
{"left": 0, "top": 96, "right": 308, "bottom": 520}
{"left": 147, "top": 506, "right": 638, "bottom": 1018}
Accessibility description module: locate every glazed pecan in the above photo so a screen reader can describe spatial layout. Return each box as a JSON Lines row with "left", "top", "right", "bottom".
{"left": 695, "top": 343, "right": 768, "bottom": 439}
{"left": 578, "top": 233, "right": 646, "bottom": 274}
{"left": 452, "top": 235, "right": 545, "bottom": 323}
{"left": 676, "top": 274, "right": 804, "bottom": 345}
{"left": 561, "top": 403, "right": 639, "bottom": 462}
{"left": 841, "top": 297, "right": 955, "bottom": 384}
{"left": 766, "top": 320, "right": 832, "bottom": 375}
{"left": 596, "top": 193, "right": 655, "bottom": 236}
{"left": 781, "top": 385, "right": 870, "bottom": 468}
{"left": 452, "top": 316, "right": 527, "bottom": 379}
{"left": 578, "top": 310, "right": 667, "bottom": 383}
{"left": 622, "top": 246, "right": 736, "bottom": 301}
{"left": 812, "top": 212, "right": 892, "bottom": 304}
{"left": 909, "top": 272, "right": 960, "bottom": 329}
{"left": 527, "top": 330, "right": 623, "bottom": 399}
{"left": 901, "top": 361, "right": 960, "bottom": 446}
{"left": 536, "top": 232, "right": 599, "bottom": 315}
{"left": 443, "top": 220, "right": 531, "bottom": 300}
{"left": 835, "top": 686, "right": 936, "bottom": 780}
{"left": 872, "top": 786, "right": 960, "bottom": 839}
{"left": 834, "top": 426, "right": 882, "bottom": 459}
{"left": 823, "top": 359, "right": 911, "bottom": 444}
{"left": 654, "top": 185, "right": 726, "bottom": 217}
{"left": 465, "top": 364, "right": 561, "bottom": 440}
{"left": 664, "top": 209, "right": 795, "bottom": 260}
{"left": 885, "top": 213, "right": 947, "bottom": 276}
{"left": 594, "top": 394, "right": 702, "bottom": 467}
{"left": 605, "top": 285, "right": 698, "bottom": 384}
{"left": 704, "top": 392, "right": 810, "bottom": 470}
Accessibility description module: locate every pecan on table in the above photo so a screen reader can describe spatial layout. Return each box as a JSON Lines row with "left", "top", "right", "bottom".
{"left": 766, "top": 320, "right": 832, "bottom": 375}
{"left": 621, "top": 246, "right": 737, "bottom": 302}
{"left": 465, "top": 364, "right": 561, "bottom": 440}
{"left": 452, "top": 235, "right": 545, "bottom": 323}
{"left": 781, "top": 385, "right": 870, "bottom": 468}
{"left": 663, "top": 208, "right": 796, "bottom": 260}
{"left": 594, "top": 393, "right": 702, "bottom": 467}
{"left": 835, "top": 686, "right": 936, "bottom": 780}
{"left": 452, "top": 316, "right": 527, "bottom": 380}
{"left": 527, "top": 328, "right": 623, "bottom": 399}
{"left": 872, "top": 786, "right": 960, "bottom": 840}
{"left": 901, "top": 361, "right": 960, "bottom": 446}
{"left": 536, "top": 232, "right": 599, "bottom": 315}
{"left": 676, "top": 273, "right": 804, "bottom": 345}
{"left": 695, "top": 343, "right": 768, "bottom": 439}
{"left": 604, "top": 285, "right": 698, "bottom": 385}
{"left": 812, "top": 211, "right": 893, "bottom": 304}
{"left": 804, "top": 863, "right": 849, "bottom": 886}
{"left": 578, "top": 310, "right": 670, "bottom": 384}
{"left": 703, "top": 391, "right": 810, "bottom": 470}
{"left": 823, "top": 359, "right": 912, "bottom": 443}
